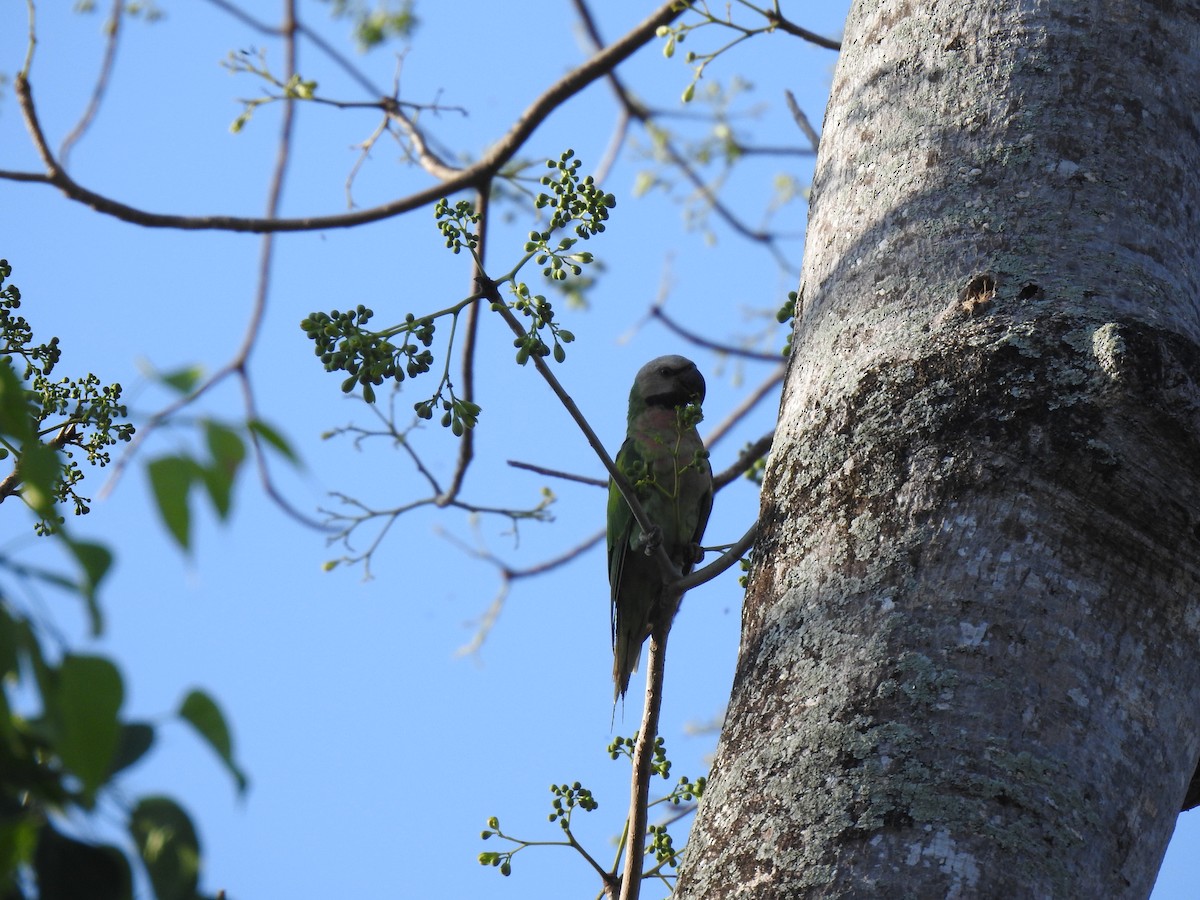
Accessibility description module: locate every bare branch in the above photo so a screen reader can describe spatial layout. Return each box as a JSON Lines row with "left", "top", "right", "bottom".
{"left": 58, "top": 0, "right": 122, "bottom": 169}
{"left": 764, "top": 8, "right": 842, "bottom": 51}
{"left": 785, "top": 89, "right": 821, "bottom": 152}
{"left": 10, "top": 2, "right": 687, "bottom": 233}
{"left": 202, "top": 0, "right": 387, "bottom": 98}
{"left": 674, "top": 517, "right": 757, "bottom": 595}
{"left": 573, "top": 1, "right": 800, "bottom": 270}
{"left": 506, "top": 459, "right": 607, "bottom": 488}
{"left": 703, "top": 367, "right": 784, "bottom": 450}
{"left": 450, "top": 528, "right": 606, "bottom": 656}
{"left": 650, "top": 304, "right": 784, "bottom": 362}
{"left": 435, "top": 188, "right": 488, "bottom": 507}
{"left": 621, "top": 625, "right": 670, "bottom": 900}
{"left": 713, "top": 431, "right": 773, "bottom": 489}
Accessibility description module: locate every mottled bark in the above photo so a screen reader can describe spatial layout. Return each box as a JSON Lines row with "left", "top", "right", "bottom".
{"left": 677, "top": 0, "right": 1200, "bottom": 897}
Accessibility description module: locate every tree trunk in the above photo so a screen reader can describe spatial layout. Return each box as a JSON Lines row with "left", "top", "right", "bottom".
{"left": 676, "top": 0, "right": 1200, "bottom": 896}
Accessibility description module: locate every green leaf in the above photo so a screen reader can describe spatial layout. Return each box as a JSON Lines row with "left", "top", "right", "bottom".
{"left": 63, "top": 537, "right": 113, "bottom": 636}
{"left": 0, "top": 357, "right": 34, "bottom": 442}
{"left": 35, "top": 823, "right": 132, "bottom": 900}
{"left": 0, "top": 817, "right": 38, "bottom": 880}
{"left": 148, "top": 456, "right": 199, "bottom": 550}
{"left": 247, "top": 418, "right": 299, "bottom": 465}
{"left": 158, "top": 365, "right": 204, "bottom": 395}
{"left": 55, "top": 654, "right": 124, "bottom": 800}
{"left": 204, "top": 420, "right": 246, "bottom": 471}
{"left": 17, "top": 440, "right": 60, "bottom": 518}
{"left": 0, "top": 601, "right": 19, "bottom": 679}
{"left": 179, "top": 689, "right": 248, "bottom": 794}
{"left": 130, "top": 796, "right": 200, "bottom": 900}
{"left": 107, "top": 722, "right": 156, "bottom": 778}
{"left": 198, "top": 464, "right": 233, "bottom": 521}
{"left": 199, "top": 420, "right": 244, "bottom": 519}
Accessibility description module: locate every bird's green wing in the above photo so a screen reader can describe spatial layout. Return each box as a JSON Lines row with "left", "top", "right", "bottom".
{"left": 608, "top": 436, "right": 654, "bottom": 701}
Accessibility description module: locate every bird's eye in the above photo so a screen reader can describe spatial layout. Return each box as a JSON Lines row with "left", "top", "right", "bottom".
{"left": 659, "top": 367, "right": 672, "bottom": 377}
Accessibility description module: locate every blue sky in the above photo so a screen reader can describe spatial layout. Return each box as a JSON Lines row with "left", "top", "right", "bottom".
{"left": 1, "top": 2, "right": 1195, "bottom": 898}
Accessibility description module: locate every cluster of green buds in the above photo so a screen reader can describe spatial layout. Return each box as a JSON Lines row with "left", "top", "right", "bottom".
{"left": 1, "top": 259, "right": 62, "bottom": 379}
{"left": 777, "top": 289, "right": 798, "bottom": 357}
{"left": 300, "top": 304, "right": 435, "bottom": 404}
{"left": 608, "top": 733, "right": 672, "bottom": 780}
{"left": 504, "top": 281, "right": 576, "bottom": 366}
{"left": 413, "top": 394, "right": 480, "bottom": 437}
{"left": 667, "top": 773, "right": 707, "bottom": 805}
{"left": 645, "top": 822, "right": 679, "bottom": 865}
{"left": 676, "top": 400, "right": 706, "bottom": 433}
{"left": 1, "top": 259, "right": 135, "bottom": 533}
{"left": 477, "top": 816, "right": 514, "bottom": 877}
{"left": 434, "top": 197, "right": 481, "bottom": 256}
{"left": 548, "top": 781, "right": 599, "bottom": 828}
{"left": 535, "top": 148, "right": 616, "bottom": 240}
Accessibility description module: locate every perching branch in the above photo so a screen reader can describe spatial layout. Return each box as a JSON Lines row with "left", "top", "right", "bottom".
{"left": 618, "top": 516, "right": 757, "bottom": 900}
{"left": 476, "top": 274, "right": 680, "bottom": 580}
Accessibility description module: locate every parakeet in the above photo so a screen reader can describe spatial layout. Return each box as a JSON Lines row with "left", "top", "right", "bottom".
{"left": 607, "top": 355, "right": 713, "bottom": 704}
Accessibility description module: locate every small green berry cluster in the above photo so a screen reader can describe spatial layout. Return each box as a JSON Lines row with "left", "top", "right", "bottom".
{"left": 548, "top": 781, "right": 598, "bottom": 829}
{"left": 738, "top": 551, "right": 753, "bottom": 589}
{"left": 676, "top": 401, "right": 706, "bottom": 432}
{"left": 667, "top": 773, "right": 707, "bottom": 805}
{"left": 413, "top": 393, "right": 480, "bottom": 437}
{"left": 534, "top": 148, "right": 616, "bottom": 241}
{"left": 503, "top": 282, "right": 576, "bottom": 366}
{"left": 742, "top": 444, "right": 767, "bottom": 485}
{"left": 608, "top": 734, "right": 672, "bottom": 780}
{"left": 299, "top": 304, "right": 435, "bottom": 405}
{"left": 34, "top": 373, "right": 134, "bottom": 522}
{"left": 1, "top": 259, "right": 61, "bottom": 379}
{"left": 777, "top": 289, "right": 798, "bottom": 357}
{"left": 434, "top": 197, "right": 481, "bottom": 255}
{"left": 645, "top": 822, "right": 679, "bottom": 866}
{"left": 477, "top": 816, "right": 514, "bottom": 877}
{"left": 1, "top": 260, "right": 135, "bottom": 533}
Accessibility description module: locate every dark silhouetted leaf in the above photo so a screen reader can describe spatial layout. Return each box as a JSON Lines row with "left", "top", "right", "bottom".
{"left": 35, "top": 822, "right": 131, "bottom": 900}
{"left": 179, "top": 690, "right": 248, "bottom": 794}
{"left": 107, "top": 722, "right": 156, "bottom": 779}
{"left": 55, "top": 654, "right": 123, "bottom": 800}
{"left": 130, "top": 796, "right": 200, "bottom": 900}
{"left": 148, "top": 456, "right": 200, "bottom": 550}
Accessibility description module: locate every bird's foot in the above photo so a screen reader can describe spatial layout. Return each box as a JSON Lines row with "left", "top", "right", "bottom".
{"left": 637, "top": 525, "right": 663, "bottom": 555}
{"left": 688, "top": 542, "right": 705, "bottom": 565}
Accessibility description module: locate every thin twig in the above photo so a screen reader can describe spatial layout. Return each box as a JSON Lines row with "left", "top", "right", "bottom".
{"left": 650, "top": 304, "right": 783, "bottom": 363}
{"left": 436, "top": 188, "right": 487, "bottom": 506}
{"left": 506, "top": 460, "right": 607, "bottom": 488}
{"left": 10, "top": 2, "right": 687, "bottom": 233}
{"left": 764, "top": 9, "right": 842, "bottom": 51}
{"left": 202, "top": 0, "right": 387, "bottom": 98}
{"left": 450, "top": 528, "right": 606, "bottom": 656}
{"left": 572, "top": 0, "right": 797, "bottom": 270}
{"left": 713, "top": 431, "right": 773, "bottom": 489}
{"left": 59, "top": 0, "right": 122, "bottom": 169}
{"left": 784, "top": 89, "right": 821, "bottom": 152}
{"left": 703, "top": 367, "right": 784, "bottom": 450}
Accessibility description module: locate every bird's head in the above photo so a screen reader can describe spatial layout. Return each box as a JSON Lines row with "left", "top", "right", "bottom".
{"left": 630, "top": 355, "right": 706, "bottom": 411}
